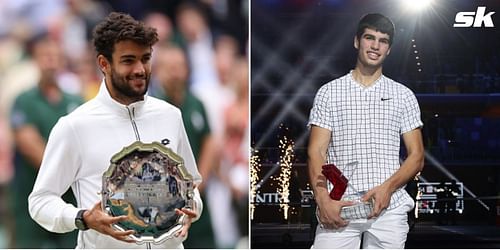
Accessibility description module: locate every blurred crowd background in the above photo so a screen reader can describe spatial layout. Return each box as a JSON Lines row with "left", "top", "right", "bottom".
{"left": 0, "top": 0, "right": 248, "bottom": 248}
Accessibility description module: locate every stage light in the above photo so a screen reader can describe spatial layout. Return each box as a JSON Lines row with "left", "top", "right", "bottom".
{"left": 401, "top": 0, "right": 433, "bottom": 12}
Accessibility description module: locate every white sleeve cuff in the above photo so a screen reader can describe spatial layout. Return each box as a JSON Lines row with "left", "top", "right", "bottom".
{"left": 191, "top": 188, "right": 203, "bottom": 222}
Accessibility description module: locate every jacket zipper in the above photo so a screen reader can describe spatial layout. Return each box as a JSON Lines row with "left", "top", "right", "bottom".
{"left": 127, "top": 106, "right": 141, "bottom": 141}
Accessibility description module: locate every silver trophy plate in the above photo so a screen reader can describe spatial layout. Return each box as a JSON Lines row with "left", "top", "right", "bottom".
{"left": 325, "top": 162, "right": 374, "bottom": 220}
{"left": 102, "top": 141, "right": 194, "bottom": 244}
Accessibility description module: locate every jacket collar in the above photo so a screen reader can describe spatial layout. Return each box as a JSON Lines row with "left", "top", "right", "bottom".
{"left": 95, "top": 79, "right": 147, "bottom": 119}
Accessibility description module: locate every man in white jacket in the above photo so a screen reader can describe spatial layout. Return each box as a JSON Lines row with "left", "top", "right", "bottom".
{"left": 28, "top": 12, "right": 203, "bottom": 249}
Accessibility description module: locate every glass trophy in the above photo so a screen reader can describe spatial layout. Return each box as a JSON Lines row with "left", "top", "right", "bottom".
{"left": 102, "top": 141, "right": 195, "bottom": 244}
{"left": 322, "top": 161, "right": 374, "bottom": 220}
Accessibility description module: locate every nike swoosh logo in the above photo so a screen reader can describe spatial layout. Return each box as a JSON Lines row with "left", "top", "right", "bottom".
{"left": 381, "top": 98, "right": 392, "bottom": 101}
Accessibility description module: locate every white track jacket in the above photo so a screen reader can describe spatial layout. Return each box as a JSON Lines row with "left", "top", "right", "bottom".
{"left": 28, "top": 81, "right": 202, "bottom": 249}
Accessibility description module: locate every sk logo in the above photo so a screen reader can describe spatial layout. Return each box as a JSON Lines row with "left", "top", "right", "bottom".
{"left": 454, "top": 6, "right": 495, "bottom": 28}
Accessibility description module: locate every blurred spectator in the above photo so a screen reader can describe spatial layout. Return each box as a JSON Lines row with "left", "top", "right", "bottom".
{"left": 8, "top": 33, "right": 82, "bottom": 248}
{"left": 215, "top": 34, "right": 240, "bottom": 91}
{"left": 0, "top": 115, "right": 13, "bottom": 248}
{"left": 152, "top": 44, "right": 214, "bottom": 176}
{"left": 173, "top": 5, "right": 247, "bottom": 246}
{"left": 201, "top": 0, "right": 248, "bottom": 54}
{"left": 0, "top": 0, "right": 67, "bottom": 38}
{"left": 197, "top": 34, "right": 239, "bottom": 148}
{"left": 222, "top": 58, "right": 249, "bottom": 240}
{"left": 144, "top": 12, "right": 175, "bottom": 45}
{"left": 222, "top": 58, "right": 249, "bottom": 200}
{"left": 151, "top": 44, "right": 217, "bottom": 248}
{"left": 175, "top": 2, "right": 248, "bottom": 248}
{"left": 144, "top": 11, "right": 183, "bottom": 98}
{"left": 72, "top": 45, "right": 101, "bottom": 101}
{"left": 0, "top": 37, "right": 39, "bottom": 124}
{"left": 0, "top": 113, "right": 13, "bottom": 186}
{"left": 53, "top": 0, "right": 108, "bottom": 65}
{"left": 205, "top": 57, "right": 248, "bottom": 248}
{"left": 176, "top": 2, "right": 219, "bottom": 90}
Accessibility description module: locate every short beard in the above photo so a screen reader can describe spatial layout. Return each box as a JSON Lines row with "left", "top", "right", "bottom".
{"left": 110, "top": 67, "right": 150, "bottom": 99}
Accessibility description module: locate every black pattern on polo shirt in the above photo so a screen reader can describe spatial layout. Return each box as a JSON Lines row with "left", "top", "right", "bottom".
{"left": 308, "top": 71, "right": 423, "bottom": 209}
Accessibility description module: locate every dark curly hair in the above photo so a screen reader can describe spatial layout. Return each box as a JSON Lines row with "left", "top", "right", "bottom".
{"left": 92, "top": 12, "right": 159, "bottom": 62}
{"left": 356, "top": 13, "right": 395, "bottom": 46}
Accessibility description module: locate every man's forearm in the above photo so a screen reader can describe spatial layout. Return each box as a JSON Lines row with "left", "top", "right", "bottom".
{"left": 14, "top": 126, "right": 46, "bottom": 168}
{"left": 308, "top": 150, "right": 330, "bottom": 206}
{"left": 308, "top": 126, "right": 334, "bottom": 206}
{"left": 384, "top": 150, "right": 424, "bottom": 193}
{"left": 384, "top": 129, "right": 424, "bottom": 193}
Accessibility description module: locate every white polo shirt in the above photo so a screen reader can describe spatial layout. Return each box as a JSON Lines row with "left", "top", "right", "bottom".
{"left": 308, "top": 71, "right": 423, "bottom": 209}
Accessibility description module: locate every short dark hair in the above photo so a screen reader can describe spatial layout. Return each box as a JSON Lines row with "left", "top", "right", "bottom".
{"left": 92, "top": 12, "right": 159, "bottom": 61}
{"left": 26, "top": 30, "right": 53, "bottom": 57}
{"left": 356, "top": 13, "right": 395, "bottom": 46}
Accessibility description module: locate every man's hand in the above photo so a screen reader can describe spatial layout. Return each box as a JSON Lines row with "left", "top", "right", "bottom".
{"left": 83, "top": 202, "right": 135, "bottom": 243}
{"left": 174, "top": 208, "right": 197, "bottom": 238}
{"left": 362, "top": 183, "right": 393, "bottom": 219}
{"left": 317, "top": 199, "right": 354, "bottom": 229}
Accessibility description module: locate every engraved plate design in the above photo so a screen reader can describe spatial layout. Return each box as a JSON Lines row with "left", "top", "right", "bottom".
{"left": 102, "top": 141, "right": 194, "bottom": 244}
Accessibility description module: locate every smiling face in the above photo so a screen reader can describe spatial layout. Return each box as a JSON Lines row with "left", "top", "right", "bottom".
{"left": 98, "top": 40, "right": 153, "bottom": 105}
{"left": 354, "top": 28, "right": 391, "bottom": 70}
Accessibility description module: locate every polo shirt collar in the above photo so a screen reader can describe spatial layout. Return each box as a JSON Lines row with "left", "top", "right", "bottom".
{"left": 96, "top": 79, "right": 147, "bottom": 118}
{"left": 348, "top": 70, "right": 385, "bottom": 90}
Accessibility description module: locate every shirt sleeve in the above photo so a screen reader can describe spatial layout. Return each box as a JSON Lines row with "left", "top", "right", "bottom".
{"left": 191, "top": 188, "right": 203, "bottom": 222}
{"left": 177, "top": 110, "right": 202, "bottom": 185}
{"left": 400, "top": 89, "right": 424, "bottom": 134}
{"left": 176, "top": 110, "right": 203, "bottom": 221}
{"left": 308, "top": 84, "right": 333, "bottom": 131}
{"left": 28, "top": 116, "right": 80, "bottom": 233}
{"left": 10, "top": 94, "right": 34, "bottom": 129}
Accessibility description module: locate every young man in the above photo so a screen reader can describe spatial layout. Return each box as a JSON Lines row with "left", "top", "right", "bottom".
{"left": 308, "top": 13, "right": 424, "bottom": 248}
{"left": 28, "top": 12, "right": 202, "bottom": 248}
